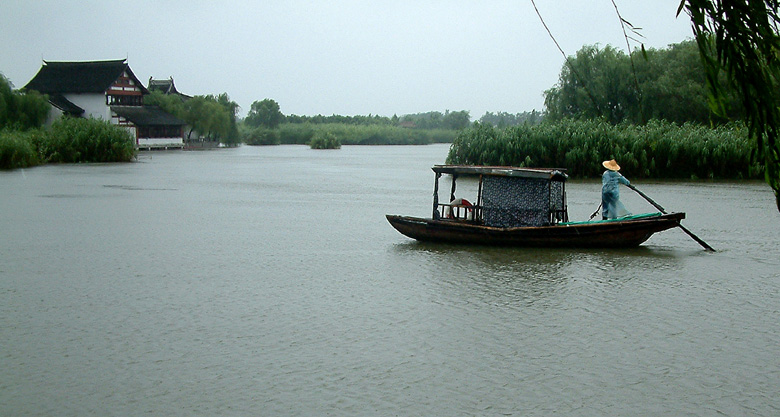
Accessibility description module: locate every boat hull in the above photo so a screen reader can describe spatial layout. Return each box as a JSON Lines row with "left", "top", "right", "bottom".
{"left": 386, "top": 212, "right": 685, "bottom": 248}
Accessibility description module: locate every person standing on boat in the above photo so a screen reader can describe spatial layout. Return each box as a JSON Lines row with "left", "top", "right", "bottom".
{"left": 601, "top": 159, "right": 632, "bottom": 220}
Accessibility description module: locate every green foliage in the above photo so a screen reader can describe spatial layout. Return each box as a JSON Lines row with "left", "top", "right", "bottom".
{"left": 186, "top": 95, "right": 240, "bottom": 144}
{"left": 145, "top": 90, "right": 240, "bottom": 145}
{"left": 1, "top": 74, "right": 50, "bottom": 131}
{"left": 207, "top": 93, "right": 241, "bottom": 146}
{"left": 309, "top": 132, "right": 341, "bottom": 149}
{"left": 544, "top": 41, "right": 740, "bottom": 126}
{"left": 679, "top": 0, "right": 780, "bottom": 210}
{"left": 3, "top": 71, "right": 135, "bottom": 169}
{"left": 478, "top": 110, "right": 544, "bottom": 127}
{"left": 277, "top": 123, "right": 315, "bottom": 144}
{"left": 240, "top": 120, "right": 457, "bottom": 146}
{"left": 399, "top": 110, "right": 471, "bottom": 130}
{"left": 144, "top": 90, "right": 186, "bottom": 119}
{"left": 0, "top": 128, "right": 41, "bottom": 169}
{"left": 277, "top": 123, "right": 456, "bottom": 145}
{"left": 244, "top": 126, "right": 280, "bottom": 146}
{"left": 45, "top": 117, "right": 136, "bottom": 163}
{"left": 447, "top": 119, "right": 759, "bottom": 180}
{"left": 0, "top": 117, "right": 136, "bottom": 169}
{"left": 544, "top": 45, "right": 636, "bottom": 124}
{"left": 286, "top": 113, "right": 396, "bottom": 126}
{"left": 283, "top": 109, "right": 471, "bottom": 130}
{"left": 245, "top": 98, "right": 283, "bottom": 129}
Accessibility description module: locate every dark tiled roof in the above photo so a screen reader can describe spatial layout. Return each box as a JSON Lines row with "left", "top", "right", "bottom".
{"left": 111, "top": 105, "right": 186, "bottom": 127}
{"left": 23, "top": 59, "right": 149, "bottom": 94}
{"left": 148, "top": 78, "right": 178, "bottom": 94}
{"left": 148, "top": 77, "right": 192, "bottom": 99}
{"left": 48, "top": 94, "right": 85, "bottom": 116}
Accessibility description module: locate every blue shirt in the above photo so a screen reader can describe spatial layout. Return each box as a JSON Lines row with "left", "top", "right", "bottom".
{"left": 602, "top": 170, "right": 631, "bottom": 219}
{"left": 602, "top": 170, "right": 630, "bottom": 195}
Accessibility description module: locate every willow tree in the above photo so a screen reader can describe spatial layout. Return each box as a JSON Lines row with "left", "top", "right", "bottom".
{"left": 1, "top": 74, "right": 50, "bottom": 130}
{"left": 679, "top": 0, "right": 780, "bottom": 211}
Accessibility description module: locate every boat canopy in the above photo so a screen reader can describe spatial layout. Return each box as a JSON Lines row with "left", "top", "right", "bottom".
{"left": 431, "top": 165, "right": 569, "bottom": 227}
{"left": 432, "top": 165, "right": 568, "bottom": 182}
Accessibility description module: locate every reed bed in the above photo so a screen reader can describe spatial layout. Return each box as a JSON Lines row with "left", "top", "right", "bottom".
{"left": 447, "top": 119, "right": 759, "bottom": 179}
{"left": 0, "top": 129, "right": 42, "bottom": 169}
{"left": 0, "top": 118, "right": 136, "bottom": 169}
{"left": 276, "top": 123, "right": 457, "bottom": 145}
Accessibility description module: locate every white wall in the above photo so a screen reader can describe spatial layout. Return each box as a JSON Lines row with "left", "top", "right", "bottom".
{"left": 120, "top": 126, "right": 137, "bottom": 141}
{"left": 63, "top": 93, "right": 110, "bottom": 120}
{"left": 45, "top": 105, "right": 63, "bottom": 126}
{"left": 137, "top": 137, "right": 184, "bottom": 148}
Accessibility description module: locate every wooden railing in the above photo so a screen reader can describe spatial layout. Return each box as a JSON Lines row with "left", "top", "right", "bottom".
{"left": 436, "top": 202, "right": 482, "bottom": 222}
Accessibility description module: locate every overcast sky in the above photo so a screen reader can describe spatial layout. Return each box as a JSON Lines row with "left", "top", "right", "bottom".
{"left": 1, "top": 1, "right": 693, "bottom": 118}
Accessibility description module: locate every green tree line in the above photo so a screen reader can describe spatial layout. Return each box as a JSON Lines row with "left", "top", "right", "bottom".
{"left": 244, "top": 98, "right": 472, "bottom": 131}
{"left": 285, "top": 113, "right": 395, "bottom": 127}
{"left": 477, "top": 110, "right": 544, "bottom": 127}
{"left": 243, "top": 123, "right": 456, "bottom": 146}
{"left": 241, "top": 98, "right": 469, "bottom": 146}
{"left": 543, "top": 40, "right": 743, "bottom": 125}
{"left": 144, "top": 91, "right": 240, "bottom": 145}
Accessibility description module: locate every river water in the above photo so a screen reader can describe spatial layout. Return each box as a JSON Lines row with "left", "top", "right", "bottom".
{"left": 1, "top": 144, "right": 779, "bottom": 416}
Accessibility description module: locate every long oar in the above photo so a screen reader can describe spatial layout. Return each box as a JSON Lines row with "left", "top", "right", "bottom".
{"left": 589, "top": 203, "right": 602, "bottom": 220}
{"left": 627, "top": 184, "right": 715, "bottom": 251}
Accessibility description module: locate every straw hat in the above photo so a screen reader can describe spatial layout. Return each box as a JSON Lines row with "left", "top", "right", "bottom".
{"left": 602, "top": 159, "right": 621, "bottom": 171}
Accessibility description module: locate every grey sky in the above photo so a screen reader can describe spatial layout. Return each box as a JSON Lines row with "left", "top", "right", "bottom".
{"left": 1, "top": 1, "right": 692, "bottom": 118}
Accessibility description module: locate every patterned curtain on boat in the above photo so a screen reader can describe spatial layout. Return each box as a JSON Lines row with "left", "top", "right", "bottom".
{"left": 482, "top": 176, "right": 550, "bottom": 227}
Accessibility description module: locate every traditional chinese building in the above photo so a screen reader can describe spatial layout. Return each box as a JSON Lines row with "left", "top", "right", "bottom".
{"left": 147, "top": 76, "right": 212, "bottom": 146}
{"left": 23, "top": 59, "right": 186, "bottom": 149}
{"left": 148, "top": 76, "right": 190, "bottom": 98}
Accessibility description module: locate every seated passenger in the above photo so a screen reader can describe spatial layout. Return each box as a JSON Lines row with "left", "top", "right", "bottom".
{"left": 448, "top": 198, "right": 473, "bottom": 220}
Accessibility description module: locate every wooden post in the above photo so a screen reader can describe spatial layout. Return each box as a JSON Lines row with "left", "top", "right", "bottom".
{"left": 449, "top": 174, "right": 457, "bottom": 202}
{"left": 433, "top": 173, "right": 441, "bottom": 219}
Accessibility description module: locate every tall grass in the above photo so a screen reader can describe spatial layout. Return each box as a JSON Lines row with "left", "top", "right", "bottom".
{"left": 243, "top": 127, "right": 281, "bottom": 145}
{"left": 447, "top": 119, "right": 759, "bottom": 179}
{"left": 45, "top": 118, "right": 136, "bottom": 163}
{"left": 271, "top": 123, "right": 457, "bottom": 145}
{"left": 0, "top": 118, "right": 136, "bottom": 169}
{"left": 0, "top": 129, "right": 42, "bottom": 169}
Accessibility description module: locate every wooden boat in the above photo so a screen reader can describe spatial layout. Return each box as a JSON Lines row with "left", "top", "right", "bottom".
{"left": 386, "top": 165, "right": 685, "bottom": 248}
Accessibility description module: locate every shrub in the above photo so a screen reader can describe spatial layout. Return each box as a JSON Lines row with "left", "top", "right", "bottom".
{"left": 244, "top": 126, "right": 280, "bottom": 145}
{"left": 45, "top": 117, "right": 136, "bottom": 163}
{"left": 0, "top": 129, "right": 41, "bottom": 169}
{"left": 309, "top": 132, "right": 341, "bottom": 149}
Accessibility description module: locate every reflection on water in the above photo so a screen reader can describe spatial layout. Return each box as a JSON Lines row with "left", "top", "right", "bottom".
{"left": 392, "top": 241, "right": 688, "bottom": 310}
{"left": 2, "top": 145, "right": 780, "bottom": 416}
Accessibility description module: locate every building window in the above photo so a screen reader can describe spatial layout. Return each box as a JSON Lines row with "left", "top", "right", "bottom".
{"left": 107, "top": 94, "right": 142, "bottom": 106}
{"left": 138, "top": 125, "right": 182, "bottom": 138}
